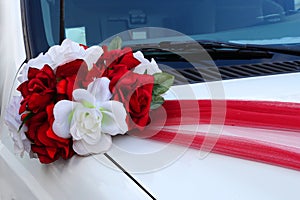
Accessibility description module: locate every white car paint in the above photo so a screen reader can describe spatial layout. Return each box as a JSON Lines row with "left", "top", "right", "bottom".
{"left": 110, "top": 72, "right": 300, "bottom": 200}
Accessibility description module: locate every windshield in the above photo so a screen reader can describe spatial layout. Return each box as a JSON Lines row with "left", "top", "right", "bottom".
{"left": 39, "top": 0, "right": 300, "bottom": 47}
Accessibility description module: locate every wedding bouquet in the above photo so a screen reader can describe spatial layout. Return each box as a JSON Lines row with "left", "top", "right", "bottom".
{"left": 5, "top": 38, "right": 174, "bottom": 163}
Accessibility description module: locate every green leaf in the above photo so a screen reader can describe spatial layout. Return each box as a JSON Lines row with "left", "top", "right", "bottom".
{"left": 150, "top": 95, "right": 164, "bottom": 110}
{"left": 108, "top": 36, "right": 122, "bottom": 51}
{"left": 153, "top": 73, "right": 174, "bottom": 96}
{"left": 154, "top": 72, "right": 175, "bottom": 89}
{"left": 18, "top": 112, "right": 34, "bottom": 132}
{"left": 152, "top": 85, "right": 165, "bottom": 96}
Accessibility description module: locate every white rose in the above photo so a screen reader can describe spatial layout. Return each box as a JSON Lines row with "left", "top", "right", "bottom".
{"left": 133, "top": 51, "right": 162, "bottom": 75}
{"left": 18, "top": 39, "right": 103, "bottom": 82}
{"left": 4, "top": 96, "right": 31, "bottom": 157}
{"left": 53, "top": 78, "right": 128, "bottom": 155}
{"left": 69, "top": 104, "right": 112, "bottom": 155}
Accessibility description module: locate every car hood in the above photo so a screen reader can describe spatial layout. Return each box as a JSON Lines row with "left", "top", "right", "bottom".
{"left": 1, "top": 72, "right": 300, "bottom": 199}
{"left": 108, "top": 72, "right": 300, "bottom": 199}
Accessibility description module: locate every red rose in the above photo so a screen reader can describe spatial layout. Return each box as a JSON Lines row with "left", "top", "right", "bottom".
{"left": 25, "top": 104, "right": 74, "bottom": 164}
{"left": 78, "top": 64, "right": 104, "bottom": 88}
{"left": 56, "top": 59, "right": 88, "bottom": 100}
{"left": 112, "top": 71, "right": 154, "bottom": 130}
{"left": 96, "top": 46, "right": 140, "bottom": 70}
{"left": 106, "top": 65, "right": 131, "bottom": 91}
{"left": 78, "top": 46, "right": 141, "bottom": 92}
{"left": 79, "top": 46, "right": 141, "bottom": 92}
{"left": 18, "top": 65, "right": 56, "bottom": 114}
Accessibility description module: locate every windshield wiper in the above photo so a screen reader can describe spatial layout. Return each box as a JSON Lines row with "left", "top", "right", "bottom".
{"left": 130, "top": 40, "right": 300, "bottom": 61}
{"left": 131, "top": 40, "right": 274, "bottom": 61}
{"left": 198, "top": 40, "right": 300, "bottom": 56}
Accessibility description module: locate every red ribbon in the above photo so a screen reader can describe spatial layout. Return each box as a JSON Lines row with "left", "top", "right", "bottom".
{"left": 134, "top": 100, "right": 300, "bottom": 170}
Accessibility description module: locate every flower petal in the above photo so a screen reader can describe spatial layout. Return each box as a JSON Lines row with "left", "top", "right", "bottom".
{"left": 53, "top": 100, "right": 75, "bottom": 138}
{"left": 70, "top": 107, "right": 102, "bottom": 144}
{"left": 87, "top": 78, "right": 112, "bottom": 103}
{"left": 18, "top": 53, "right": 53, "bottom": 82}
{"left": 72, "top": 89, "right": 96, "bottom": 105}
{"left": 72, "top": 133, "right": 112, "bottom": 155}
{"left": 47, "top": 39, "right": 86, "bottom": 68}
{"left": 133, "top": 51, "right": 162, "bottom": 75}
{"left": 5, "top": 96, "right": 22, "bottom": 132}
{"left": 84, "top": 46, "right": 104, "bottom": 70}
{"left": 100, "top": 101, "right": 128, "bottom": 135}
{"left": 4, "top": 96, "right": 31, "bottom": 157}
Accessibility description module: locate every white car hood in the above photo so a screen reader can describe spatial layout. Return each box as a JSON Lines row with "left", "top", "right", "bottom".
{"left": 108, "top": 72, "right": 300, "bottom": 200}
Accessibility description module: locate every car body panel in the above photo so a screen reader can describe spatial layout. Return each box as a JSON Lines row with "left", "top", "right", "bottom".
{"left": 108, "top": 72, "right": 300, "bottom": 199}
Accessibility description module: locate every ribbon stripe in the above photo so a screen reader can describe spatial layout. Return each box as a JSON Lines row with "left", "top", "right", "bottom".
{"left": 146, "top": 100, "right": 300, "bottom": 170}
{"left": 158, "top": 100, "right": 300, "bottom": 131}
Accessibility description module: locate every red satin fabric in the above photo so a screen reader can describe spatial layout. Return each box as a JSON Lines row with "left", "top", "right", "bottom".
{"left": 142, "top": 100, "right": 300, "bottom": 170}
